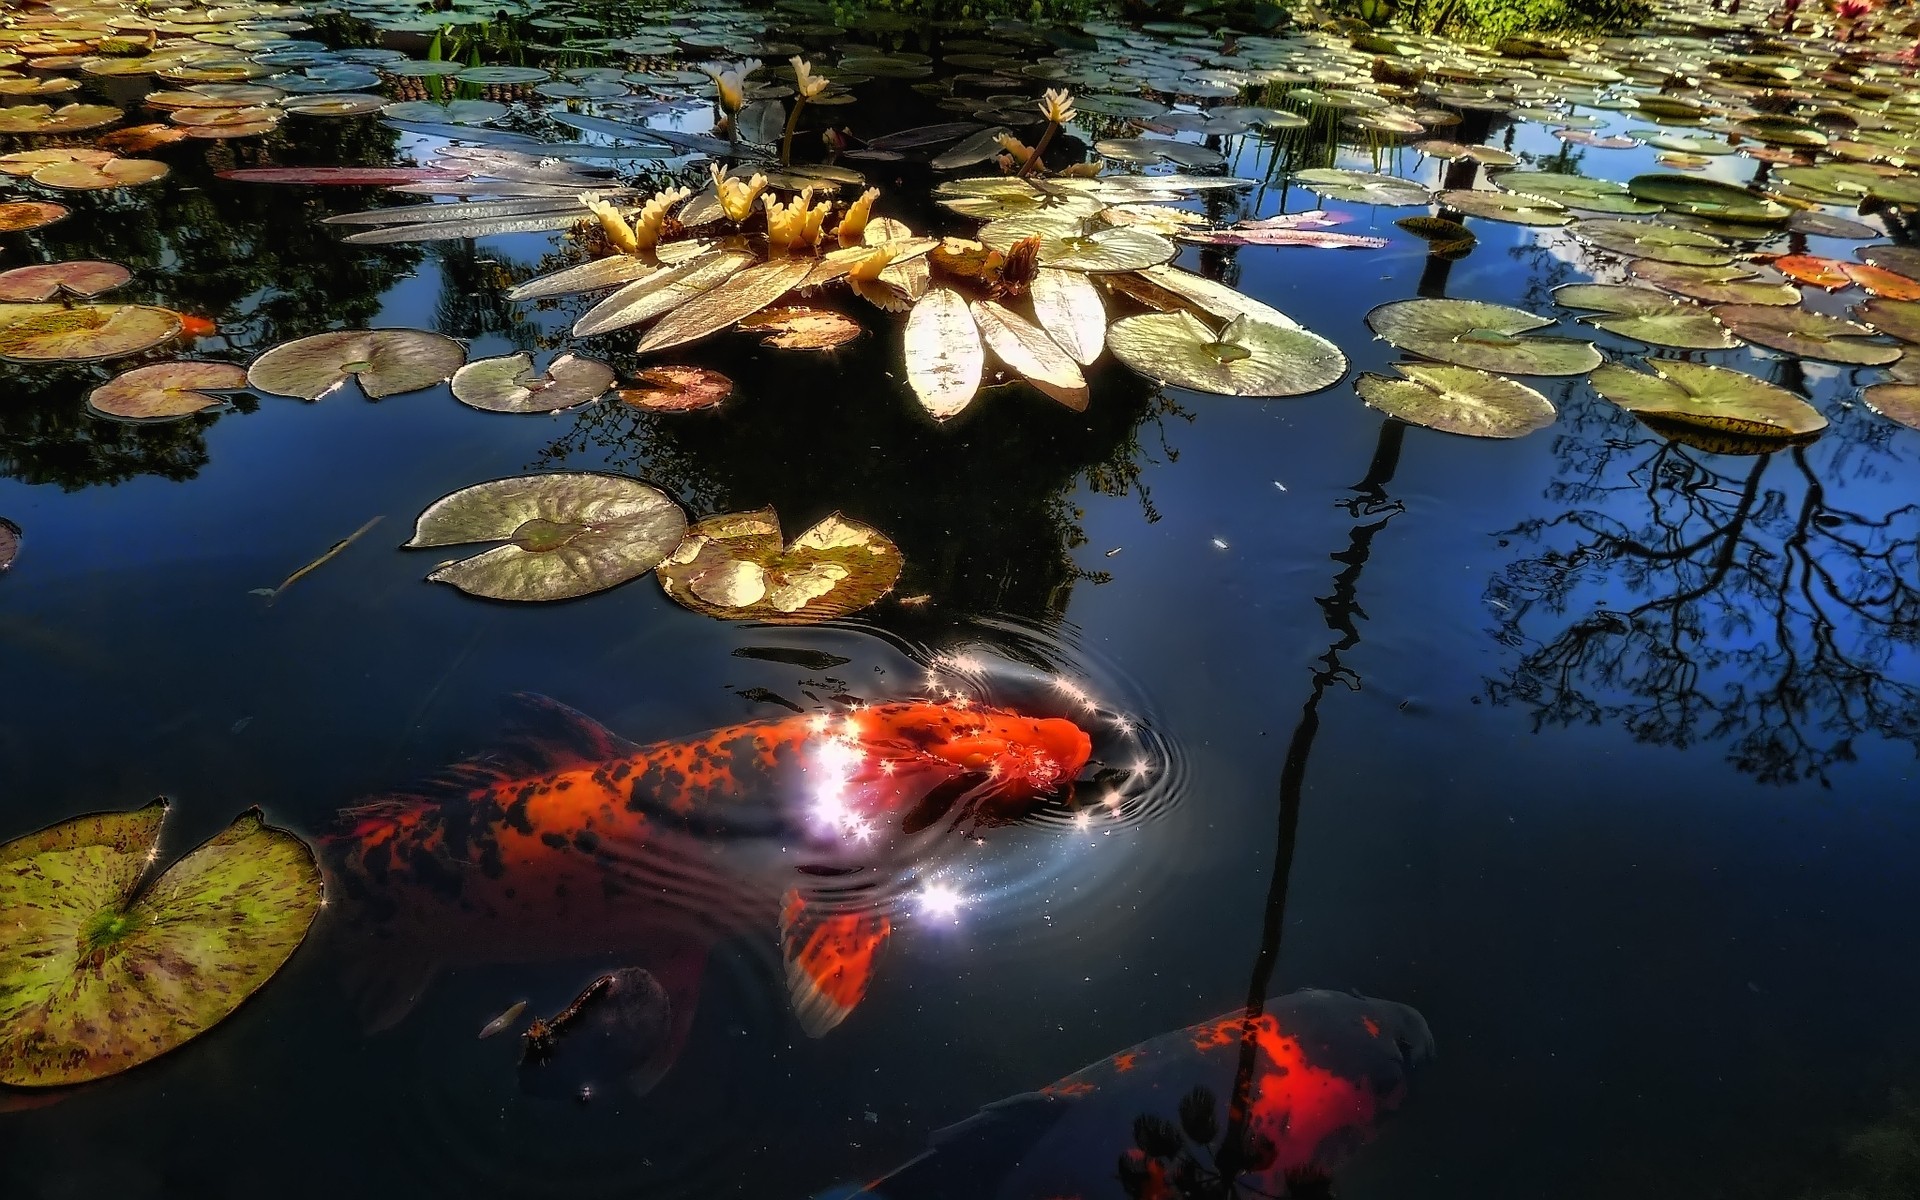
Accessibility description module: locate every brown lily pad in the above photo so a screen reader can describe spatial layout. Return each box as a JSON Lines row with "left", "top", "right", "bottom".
{"left": 247, "top": 329, "right": 467, "bottom": 401}
{"left": 736, "top": 305, "right": 863, "bottom": 350}
{"left": 0, "top": 261, "right": 130, "bottom": 302}
{"left": 617, "top": 365, "right": 734, "bottom": 412}
{"left": 0, "top": 305, "right": 181, "bottom": 363}
{"left": 87, "top": 361, "right": 250, "bottom": 420}
{"left": 0, "top": 202, "right": 70, "bottom": 233}
{"left": 0, "top": 517, "right": 17, "bottom": 572}
{"left": 658, "top": 508, "right": 904, "bottom": 624}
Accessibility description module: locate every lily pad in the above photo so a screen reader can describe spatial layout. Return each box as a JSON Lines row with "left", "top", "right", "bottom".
{"left": 0, "top": 800, "right": 323, "bottom": 1088}
{"left": 1365, "top": 298, "right": 1602, "bottom": 376}
{"left": 1094, "top": 137, "right": 1224, "bottom": 169}
{"left": 0, "top": 261, "right": 128, "bottom": 302}
{"left": 1438, "top": 189, "right": 1570, "bottom": 226}
{"left": 932, "top": 177, "right": 1104, "bottom": 222}
{"left": 976, "top": 216, "right": 1176, "bottom": 273}
{"left": 0, "top": 201, "right": 69, "bottom": 233}
{"left": 0, "top": 517, "right": 16, "bottom": 572}
{"left": 451, "top": 352, "right": 614, "bottom": 413}
{"left": 1106, "top": 310, "right": 1346, "bottom": 398}
{"left": 618, "top": 366, "right": 733, "bottom": 412}
{"left": 1589, "top": 359, "right": 1828, "bottom": 439}
{"left": 0, "top": 305, "right": 181, "bottom": 363}
{"left": 1857, "top": 297, "right": 1920, "bottom": 344}
{"left": 247, "top": 329, "right": 467, "bottom": 401}
{"left": 407, "top": 473, "right": 688, "bottom": 603}
{"left": 1861, "top": 383, "right": 1920, "bottom": 432}
{"left": 1292, "top": 168, "right": 1430, "bottom": 206}
{"left": 1569, "top": 218, "right": 1734, "bottom": 266}
{"left": 87, "top": 361, "right": 249, "bottom": 420}
{"left": 1628, "top": 259, "right": 1800, "bottom": 306}
{"left": 1627, "top": 174, "right": 1790, "bottom": 223}
{"left": 0, "top": 103, "right": 122, "bottom": 135}
{"left": 1491, "top": 170, "right": 1661, "bottom": 215}
{"left": 657, "top": 508, "right": 903, "bottom": 624}
{"left": 1552, "top": 283, "right": 1739, "bottom": 350}
{"left": 1355, "top": 362, "right": 1556, "bottom": 439}
{"left": 905, "top": 287, "right": 984, "bottom": 421}
{"left": 736, "top": 306, "right": 863, "bottom": 350}
{"left": 1711, "top": 305, "right": 1900, "bottom": 365}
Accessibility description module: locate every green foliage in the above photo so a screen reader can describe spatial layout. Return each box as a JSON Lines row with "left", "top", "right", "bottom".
{"left": 1346, "top": 0, "right": 1651, "bottom": 42}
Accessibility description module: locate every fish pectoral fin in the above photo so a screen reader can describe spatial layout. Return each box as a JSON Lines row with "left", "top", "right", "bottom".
{"left": 342, "top": 946, "right": 442, "bottom": 1034}
{"left": 780, "top": 888, "right": 891, "bottom": 1038}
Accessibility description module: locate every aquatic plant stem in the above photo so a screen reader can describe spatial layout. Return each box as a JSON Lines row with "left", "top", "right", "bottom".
{"left": 1016, "top": 122, "right": 1060, "bottom": 180}
{"left": 780, "top": 98, "right": 807, "bottom": 166}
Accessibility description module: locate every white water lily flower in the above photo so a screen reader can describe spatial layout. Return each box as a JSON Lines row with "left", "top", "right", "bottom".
{"left": 791, "top": 55, "right": 829, "bottom": 101}
{"left": 704, "top": 60, "right": 758, "bottom": 113}
{"left": 1039, "top": 87, "right": 1076, "bottom": 126}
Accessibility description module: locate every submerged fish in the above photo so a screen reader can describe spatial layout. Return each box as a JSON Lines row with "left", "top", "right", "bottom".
{"left": 849, "top": 988, "right": 1433, "bottom": 1199}
{"left": 323, "top": 693, "right": 1092, "bottom": 1054}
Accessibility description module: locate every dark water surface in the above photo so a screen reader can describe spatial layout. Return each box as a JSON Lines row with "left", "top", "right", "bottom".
{"left": 3, "top": 9, "right": 1919, "bottom": 1200}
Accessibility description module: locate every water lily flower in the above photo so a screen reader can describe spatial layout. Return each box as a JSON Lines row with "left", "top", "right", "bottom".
{"left": 704, "top": 61, "right": 758, "bottom": 113}
{"left": 846, "top": 246, "right": 895, "bottom": 281}
{"left": 838, "top": 187, "right": 880, "bottom": 246}
{"left": 1038, "top": 87, "right": 1076, "bottom": 127}
{"left": 791, "top": 56, "right": 829, "bottom": 101}
{"left": 710, "top": 164, "right": 769, "bottom": 223}
{"left": 1837, "top": 0, "right": 1872, "bottom": 17}
{"left": 584, "top": 196, "right": 642, "bottom": 255}
{"left": 764, "top": 187, "right": 832, "bottom": 254}
{"left": 996, "top": 132, "right": 1037, "bottom": 171}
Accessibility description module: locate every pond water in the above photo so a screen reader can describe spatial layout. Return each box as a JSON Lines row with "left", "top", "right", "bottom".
{"left": 3, "top": 1, "right": 1919, "bottom": 1197}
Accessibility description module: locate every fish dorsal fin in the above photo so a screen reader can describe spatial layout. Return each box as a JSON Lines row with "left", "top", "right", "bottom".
{"left": 780, "top": 887, "right": 891, "bottom": 1038}
{"left": 493, "top": 692, "right": 641, "bottom": 774}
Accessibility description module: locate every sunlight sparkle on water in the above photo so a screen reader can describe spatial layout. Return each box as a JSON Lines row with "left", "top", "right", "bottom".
{"left": 919, "top": 881, "right": 966, "bottom": 920}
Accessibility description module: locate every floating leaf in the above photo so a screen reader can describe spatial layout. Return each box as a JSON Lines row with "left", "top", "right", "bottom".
{"left": 736, "top": 306, "right": 863, "bottom": 351}
{"left": 1788, "top": 211, "right": 1877, "bottom": 240}
{"left": 657, "top": 509, "right": 903, "bottom": 624}
{"left": 0, "top": 201, "right": 68, "bottom": 233}
{"left": 1552, "top": 283, "right": 1739, "bottom": 350}
{"left": 0, "top": 103, "right": 122, "bottom": 135}
{"left": 1861, "top": 383, "right": 1920, "bottom": 432}
{"left": 1107, "top": 310, "right": 1345, "bottom": 398}
{"left": 451, "top": 352, "right": 614, "bottom": 414}
{"left": 216, "top": 167, "right": 469, "bottom": 186}
{"left": 1570, "top": 218, "right": 1733, "bottom": 266}
{"left": 506, "top": 254, "right": 665, "bottom": 302}
{"left": 929, "top": 126, "right": 1012, "bottom": 170}
{"left": 87, "top": 361, "right": 249, "bottom": 420}
{"left": 1292, "top": 168, "right": 1429, "bottom": 206}
{"left": 1628, "top": 259, "right": 1800, "bottom": 306}
{"left": 905, "top": 287, "right": 983, "bottom": 421}
{"left": 1438, "top": 189, "right": 1570, "bottom": 226}
{"left": 969, "top": 299, "right": 1087, "bottom": 411}
{"left": 247, "top": 329, "right": 467, "bottom": 401}
{"left": 1589, "top": 359, "right": 1827, "bottom": 439}
{"left": 574, "top": 252, "right": 754, "bottom": 338}
{"left": 1355, "top": 362, "right": 1556, "bottom": 438}
{"left": 1094, "top": 137, "right": 1225, "bottom": 169}
{"left": 933, "top": 177, "right": 1104, "bottom": 222}
{"left": 1491, "top": 170, "right": 1661, "bottom": 215}
{"left": 1179, "top": 225, "right": 1390, "bottom": 247}
{"left": 1626, "top": 174, "right": 1790, "bottom": 223}
{"left": 0, "top": 305, "right": 180, "bottom": 363}
{"left": 0, "top": 800, "right": 322, "bottom": 1088}
{"left": 1857, "top": 296, "right": 1920, "bottom": 344}
{"left": 1711, "top": 305, "right": 1900, "bottom": 365}
{"left": 1030, "top": 268, "right": 1104, "bottom": 366}
{"left": 0, "top": 148, "right": 167, "bottom": 191}
{"left": 1365, "top": 299, "right": 1600, "bottom": 375}
{"left": 407, "top": 473, "right": 687, "bottom": 602}
{"left": 977, "top": 216, "right": 1175, "bottom": 273}
{"left": 95, "top": 124, "right": 189, "bottom": 154}
{"left": 0, "top": 261, "right": 128, "bottom": 302}
{"left": 637, "top": 258, "right": 814, "bottom": 355}
{"left": 617, "top": 366, "right": 733, "bottom": 412}
{"left": 1772, "top": 255, "right": 1920, "bottom": 300}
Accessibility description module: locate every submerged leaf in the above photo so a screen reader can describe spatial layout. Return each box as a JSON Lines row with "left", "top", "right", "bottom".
{"left": 0, "top": 801, "right": 323, "bottom": 1087}
{"left": 905, "top": 289, "right": 984, "bottom": 422}
{"left": 736, "top": 306, "right": 863, "bottom": 351}
{"left": 247, "top": 329, "right": 467, "bottom": 401}
{"left": 1107, "top": 310, "right": 1346, "bottom": 398}
{"left": 1355, "top": 362, "right": 1556, "bottom": 438}
{"left": 87, "top": 361, "right": 249, "bottom": 420}
{"left": 451, "top": 352, "right": 614, "bottom": 413}
{"left": 618, "top": 366, "right": 733, "bottom": 412}
{"left": 1365, "top": 299, "right": 1600, "bottom": 375}
{"left": 1589, "top": 359, "right": 1827, "bottom": 439}
{"left": 408, "top": 473, "right": 687, "bottom": 602}
{"left": 657, "top": 509, "right": 903, "bottom": 624}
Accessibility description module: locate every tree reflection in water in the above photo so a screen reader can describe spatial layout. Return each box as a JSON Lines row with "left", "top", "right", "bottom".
{"left": 1485, "top": 386, "right": 1920, "bottom": 786}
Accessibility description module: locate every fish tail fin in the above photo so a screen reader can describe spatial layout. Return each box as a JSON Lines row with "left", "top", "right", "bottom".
{"left": 780, "top": 889, "right": 891, "bottom": 1037}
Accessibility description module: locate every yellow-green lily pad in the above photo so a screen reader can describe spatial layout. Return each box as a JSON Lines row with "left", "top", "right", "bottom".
{"left": 0, "top": 304, "right": 180, "bottom": 363}
{"left": 1589, "top": 359, "right": 1828, "bottom": 439}
{"left": 451, "top": 352, "right": 614, "bottom": 414}
{"left": 1107, "top": 309, "right": 1347, "bottom": 397}
{"left": 657, "top": 508, "right": 904, "bottom": 624}
{"left": 1365, "top": 298, "right": 1601, "bottom": 375}
{"left": 1355, "top": 361, "right": 1557, "bottom": 438}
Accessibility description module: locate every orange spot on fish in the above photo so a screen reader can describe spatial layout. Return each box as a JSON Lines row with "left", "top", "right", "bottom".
{"left": 1364, "top": 1016, "right": 1381, "bottom": 1037}
{"left": 1112, "top": 1051, "right": 1140, "bottom": 1073}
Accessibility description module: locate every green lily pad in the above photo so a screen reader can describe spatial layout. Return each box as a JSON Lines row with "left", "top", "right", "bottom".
{"left": 1094, "top": 138, "right": 1224, "bottom": 169}
{"left": 407, "top": 472, "right": 688, "bottom": 602}
{"left": 380, "top": 99, "right": 507, "bottom": 125}
{"left": 657, "top": 508, "right": 904, "bottom": 624}
{"left": 1106, "top": 310, "right": 1346, "bottom": 398}
{"left": 1568, "top": 217, "right": 1734, "bottom": 266}
{"left": 0, "top": 800, "right": 323, "bottom": 1088}
{"left": 1553, "top": 283, "right": 1739, "bottom": 349}
{"left": 1711, "top": 304, "right": 1900, "bottom": 365}
{"left": 977, "top": 216, "right": 1176, "bottom": 273}
{"left": 1365, "top": 298, "right": 1602, "bottom": 376}
{"left": 455, "top": 65, "right": 549, "bottom": 85}
{"left": 1292, "top": 168, "right": 1430, "bottom": 207}
{"left": 247, "top": 329, "right": 467, "bottom": 401}
{"left": 1626, "top": 174, "right": 1790, "bottom": 224}
{"left": 0, "top": 304, "right": 181, "bottom": 363}
{"left": 450, "top": 352, "right": 614, "bottom": 414}
{"left": 933, "top": 177, "right": 1106, "bottom": 222}
{"left": 1861, "top": 383, "right": 1920, "bottom": 432}
{"left": 1492, "top": 170, "right": 1662, "bottom": 215}
{"left": 1857, "top": 296, "right": 1920, "bottom": 343}
{"left": 1589, "top": 359, "right": 1828, "bottom": 439}
{"left": 1355, "top": 361, "right": 1556, "bottom": 438}
{"left": 1628, "top": 259, "right": 1801, "bottom": 306}
{"left": 1439, "top": 189, "right": 1570, "bottom": 226}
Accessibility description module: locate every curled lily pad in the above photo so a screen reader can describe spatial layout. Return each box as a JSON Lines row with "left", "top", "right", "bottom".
{"left": 1590, "top": 359, "right": 1827, "bottom": 439}
{"left": 1626, "top": 174, "right": 1790, "bottom": 223}
{"left": 1355, "top": 362, "right": 1556, "bottom": 438}
{"left": 1711, "top": 304, "right": 1900, "bottom": 365}
{"left": 0, "top": 800, "right": 323, "bottom": 1088}
{"left": 1629, "top": 259, "right": 1800, "bottom": 306}
{"left": 1107, "top": 310, "right": 1346, "bottom": 398}
{"left": 657, "top": 508, "right": 903, "bottom": 624}
{"left": 247, "top": 329, "right": 467, "bottom": 401}
{"left": 0, "top": 201, "right": 69, "bottom": 232}
{"left": 0, "top": 517, "right": 16, "bottom": 572}
{"left": 1570, "top": 218, "right": 1733, "bottom": 266}
{"left": 0, "top": 261, "right": 128, "bottom": 302}
{"left": 637, "top": 258, "right": 814, "bottom": 355}
{"left": 407, "top": 473, "right": 688, "bottom": 602}
{"left": 1861, "top": 383, "right": 1920, "bottom": 432}
{"left": 1292, "top": 168, "right": 1429, "bottom": 206}
{"left": 1030, "top": 268, "right": 1104, "bottom": 366}
{"left": 87, "top": 361, "right": 249, "bottom": 420}
{"left": 970, "top": 298, "right": 1087, "bottom": 411}
{"left": 0, "top": 305, "right": 180, "bottom": 363}
{"left": 1552, "top": 283, "right": 1739, "bottom": 350}
{"left": 1365, "top": 299, "right": 1601, "bottom": 376}
{"left": 618, "top": 366, "right": 733, "bottom": 412}
{"left": 451, "top": 352, "right": 613, "bottom": 414}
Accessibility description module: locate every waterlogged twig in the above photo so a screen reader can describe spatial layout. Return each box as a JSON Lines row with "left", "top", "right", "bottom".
{"left": 251, "top": 515, "right": 384, "bottom": 605}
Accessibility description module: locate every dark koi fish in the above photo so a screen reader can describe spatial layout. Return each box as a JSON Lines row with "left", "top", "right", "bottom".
{"left": 845, "top": 988, "right": 1433, "bottom": 1199}
{"left": 323, "top": 693, "right": 1091, "bottom": 1052}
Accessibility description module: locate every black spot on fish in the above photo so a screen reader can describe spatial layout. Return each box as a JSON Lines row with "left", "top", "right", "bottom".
{"left": 363, "top": 842, "right": 392, "bottom": 884}
{"left": 541, "top": 832, "right": 568, "bottom": 851}
{"left": 573, "top": 830, "right": 600, "bottom": 854}
{"left": 555, "top": 780, "right": 572, "bottom": 792}
{"left": 503, "top": 794, "right": 534, "bottom": 836}
{"left": 610, "top": 761, "right": 631, "bottom": 783}
{"left": 478, "top": 840, "right": 505, "bottom": 880}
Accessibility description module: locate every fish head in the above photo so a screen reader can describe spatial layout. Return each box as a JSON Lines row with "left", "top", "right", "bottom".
{"left": 868, "top": 702, "right": 1092, "bottom": 815}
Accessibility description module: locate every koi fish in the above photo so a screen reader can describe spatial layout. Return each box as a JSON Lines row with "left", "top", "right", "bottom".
{"left": 323, "top": 693, "right": 1092, "bottom": 1055}
{"left": 176, "top": 314, "right": 218, "bottom": 342}
{"left": 847, "top": 988, "right": 1433, "bottom": 1199}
